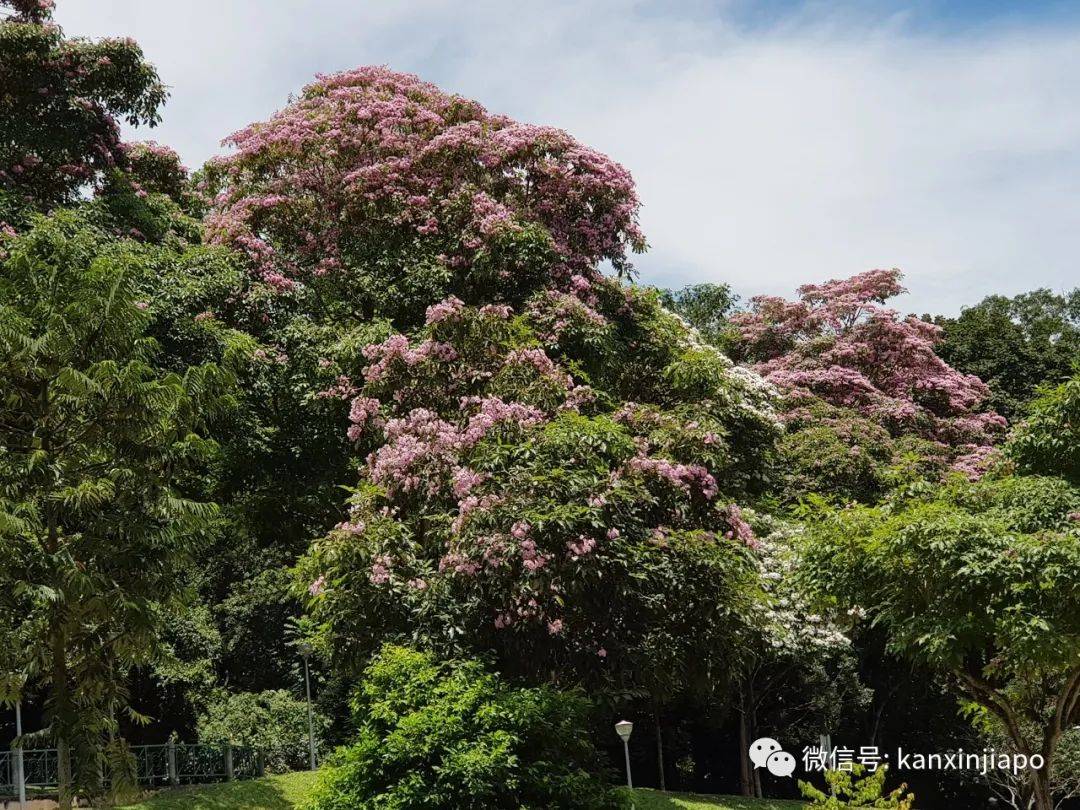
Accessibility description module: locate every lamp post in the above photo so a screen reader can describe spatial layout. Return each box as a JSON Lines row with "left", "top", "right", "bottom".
{"left": 615, "top": 720, "right": 634, "bottom": 789}
{"left": 15, "top": 699, "right": 26, "bottom": 809}
{"left": 299, "top": 642, "right": 317, "bottom": 771}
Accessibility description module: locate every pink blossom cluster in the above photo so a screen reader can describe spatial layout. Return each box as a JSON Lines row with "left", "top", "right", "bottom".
{"left": 950, "top": 445, "right": 1002, "bottom": 481}
{"left": 438, "top": 551, "right": 480, "bottom": 576}
{"left": 479, "top": 303, "right": 513, "bottom": 319}
{"left": 627, "top": 455, "right": 719, "bottom": 499}
{"left": 425, "top": 295, "right": 465, "bottom": 325}
{"left": 561, "top": 384, "right": 598, "bottom": 412}
{"left": 451, "top": 466, "right": 485, "bottom": 498}
{"left": 566, "top": 535, "right": 597, "bottom": 560}
{"left": 366, "top": 398, "right": 546, "bottom": 496}
{"left": 346, "top": 396, "right": 381, "bottom": 440}
{"left": 205, "top": 66, "right": 644, "bottom": 291}
{"left": 460, "top": 398, "right": 545, "bottom": 445}
{"left": 520, "top": 538, "right": 552, "bottom": 572}
{"left": 503, "top": 348, "right": 574, "bottom": 389}
{"left": 361, "top": 334, "right": 458, "bottom": 383}
{"left": 369, "top": 555, "right": 392, "bottom": 584}
{"left": 9, "top": 0, "right": 54, "bottom": 24}
{"left": 723, "top": 504, "right": 757, "bottom": 547}
{"left": 451, "top": 493, "right": 502, "bottom": 535}
{"left": 526, "top": 290, "right": 609, "bottom": 344}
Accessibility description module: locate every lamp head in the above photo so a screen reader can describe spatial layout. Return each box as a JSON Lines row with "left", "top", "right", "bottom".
{"left": 615, "top": 720, "right": 633, "bottom": 742}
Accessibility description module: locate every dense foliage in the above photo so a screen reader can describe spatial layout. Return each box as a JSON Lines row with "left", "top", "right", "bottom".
{"left": 659, "top": 283, "right": 739, "bottom": 351}
{"left": 307, "top": 645, "right": 621, "bottom": 810}
{"left": 933, "top": 288, "right": 1080, "bottom": 419}
{"left": 799, "top": 764, "right": 914, "bottom": 809}
{"left": 0, "top": 212, "right": 233, "bottom": 806}
{"left": 197, "top": 689, "right": 328, "bottom": 774}
{"left": 798, "top": 474, "right": 1080, "bottom": 810}
{"left": 3, "top": 4, "right": 1079, "bottom": 808}
{"left": 1007, "top": 371, "right": 1080, "bottom": 484}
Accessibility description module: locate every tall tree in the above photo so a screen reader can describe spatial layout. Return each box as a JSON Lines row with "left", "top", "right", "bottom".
{"left": 732, "top": 269, "right": 1007, "bottom": 487}
{"left": 202, "top": 66, "right": 645, "bottom": 325}
{"left": 659, "top": 283, "right": 739, "bottom": 351}
{"left": 933, "top": 289, "right": 1080, "bottom": 419}
{"left": 298, "top": 290, "right": 777, "bottom": 697}
{"left": 180, "top": 67, "right": 653, "bottom": 699}
{"left": 0, "top": 212, "right": 233, "bottom": 806}
{"left": 798, "top": 473, "right": 1080, "bottom": 810}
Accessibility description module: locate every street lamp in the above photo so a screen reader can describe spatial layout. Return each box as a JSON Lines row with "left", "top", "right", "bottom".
{"left": 299, "top": 642, "right": 317, "bottom": 771}
{"left": 615, "top": 720, "right": 634, "bottom": 789}
{"left": 15, "top": 698, "right": 26, "bottom": 809}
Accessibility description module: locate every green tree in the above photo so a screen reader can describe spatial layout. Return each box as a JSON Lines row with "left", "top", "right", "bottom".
{"left": 1007, "top": 371, "right": 1080, "bottom": 484}
{"left": 197, "top": 688, "right": 328, "bottom": 773}
{"left": 659, "top": 283, "right": 739, "bottom": 351}
{"left": 0, "top": 212, "right": 233, "bottom": 807}
{"left": 798, "top": 475, "right": 1080, "bottom": 810}
{"left": 933, "top": 289, "right": 1080, "bottom": 419}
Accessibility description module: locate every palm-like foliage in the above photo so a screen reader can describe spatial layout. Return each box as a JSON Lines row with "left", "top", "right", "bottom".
{"left": 0, "top": 211, "right": 234, "bottom": 807}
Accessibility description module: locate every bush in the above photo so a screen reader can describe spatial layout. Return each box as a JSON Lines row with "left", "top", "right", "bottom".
{"left": 307, "top": 645, "right": 623, "bottom": 810}
{"left": 197, "top": 689, "right": 327, "bottom": 773}
{"left": 799, "top": 764, "right": 915, "bottom": 809}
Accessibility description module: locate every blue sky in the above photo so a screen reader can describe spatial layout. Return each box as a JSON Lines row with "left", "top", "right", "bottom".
{"left": 56, "top": 0, "right": 1080, "bottom": 314}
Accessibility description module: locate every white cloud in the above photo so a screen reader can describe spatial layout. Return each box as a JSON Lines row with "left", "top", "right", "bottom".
{"left": 55, "top": 0, "right": 1080, "bottom": 313}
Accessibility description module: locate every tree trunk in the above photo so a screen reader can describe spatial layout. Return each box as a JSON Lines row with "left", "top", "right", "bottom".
{"left": 748, "top": 680, "right": 762, "bottom": 798}
{"left": 738, "top": 683, "right": 754, "bottom": 797}
{"left": 53, "top": 634, "right": 73, "bottom": 810}
{"left": 653, "top": 705, "right": 666, "bottom": 792}
{"left": 1029, "top": 769, "right": 1053, "bottom": 810}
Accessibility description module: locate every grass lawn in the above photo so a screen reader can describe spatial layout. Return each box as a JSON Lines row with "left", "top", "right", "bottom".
{"left": 107, "top": 775, "right": 805, "bottom": 810}
{"left": 625, "top": 789, "right": 807, "bottom": 809}
{"left": 109, "top": 771, "right": 319, "bottom": 809}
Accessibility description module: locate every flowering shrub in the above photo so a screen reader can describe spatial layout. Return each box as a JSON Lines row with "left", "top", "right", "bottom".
{"left": 732, "top": 269, "right": 1006, "bottom": 481}
{"left": 204, "top": 66, "right": 644, "bottom": 318}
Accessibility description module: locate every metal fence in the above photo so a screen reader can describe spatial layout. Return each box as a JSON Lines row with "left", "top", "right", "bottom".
{"left": 0, "top": 743, "right": 264, "bottom": 798}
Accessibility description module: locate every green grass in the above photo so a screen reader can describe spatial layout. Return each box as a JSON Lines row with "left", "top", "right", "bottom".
{"left": 625, "top": 789, "right": 807, "bottom": 809}
{"left": 107, "top": 776, "right": 803, "bottom": 810}
{"left": 109, "top": 771, "right": 319, "bottom": 810}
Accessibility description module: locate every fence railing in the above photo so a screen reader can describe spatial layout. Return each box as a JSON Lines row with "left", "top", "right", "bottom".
{"left": 0, "top": 742, "right": 264, "bottom": 798}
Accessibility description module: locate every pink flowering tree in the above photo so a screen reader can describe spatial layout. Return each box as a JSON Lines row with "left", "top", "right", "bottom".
{"left": 0, "top": 0, "right": 167, "bottom": 226}
{"left": 203, "top": 66, "right": 645, "bottom": 322}
{"left": 732, "top": 269, "right": 1006, "bottom": 493}
{"left": 299, "top": 288, "right": 780, "bottom": 699}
